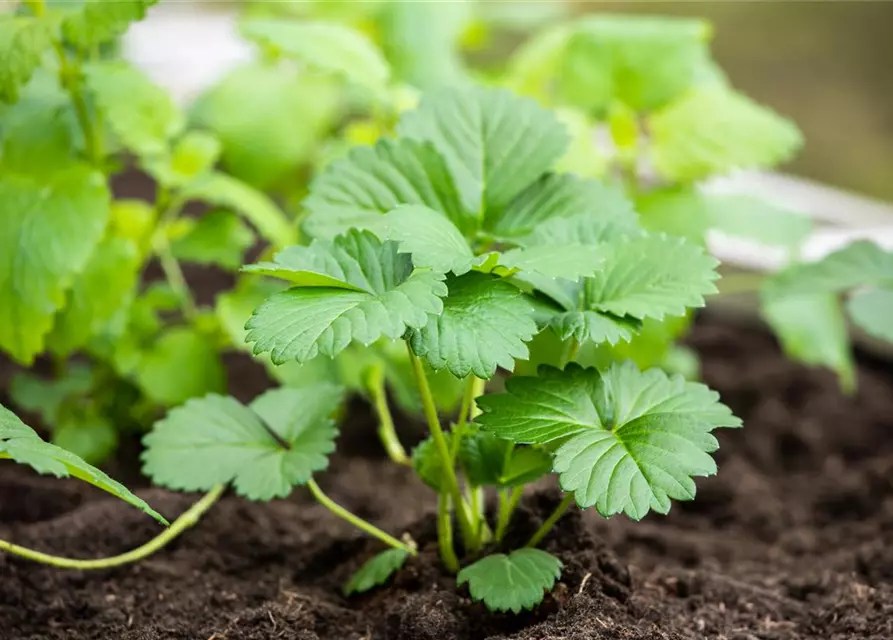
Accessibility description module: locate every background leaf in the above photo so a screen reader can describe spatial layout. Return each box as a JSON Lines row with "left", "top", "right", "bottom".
{"left": 0, "top": 17, "right": 52, "bottom": 104}
{"left": 135, "top": 327, "right": 226, "bottom": 407}
{"left": 170, "top": 210, "right": 255, "bottom": 270}
{"left": 846, "top": 287, "right": 893, "bottom": 343}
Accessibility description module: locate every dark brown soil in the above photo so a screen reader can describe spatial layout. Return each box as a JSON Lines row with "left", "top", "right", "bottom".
{"left": 2, "top": 319, "right": 893, "bottom": 640}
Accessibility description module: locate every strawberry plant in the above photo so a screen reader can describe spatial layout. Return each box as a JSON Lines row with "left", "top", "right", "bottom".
{"left": 3, "top": 3, "right": 891, "bottom": 619}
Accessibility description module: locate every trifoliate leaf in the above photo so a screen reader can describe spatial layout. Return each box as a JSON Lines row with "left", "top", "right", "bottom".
{"left": 706, "top": 194, "right": 812, "bottom": 248}
{"left": 182, "top": 171, "right": 296, "bottom": 246}
{"left": 488, "top": 173, "right": 637, "bottom": 241}
{"left": 61, "top": 0, "right": 157, "bottom": 49}
{"left": 767, "top": 240, "right": 893, "bottom": 296}
{"left": 1, "top": 403, "right": 166, "bottom": 525}
{"left": 476, "top": 363, "right": 741, "bottom": 519}
{"left": 47, "top": 236, "right": 141, "bottom": 357}
{"left": 651, "top": 88, "right": 802, "bottom": 182}
{"left": 397, "top": 85, "right": 569, "bottom": 216}
{"left": 557, "top": 15, "right": 711, "bottom": 113}
{"left": 303, "top": 138, "right": 467, "bottom": 239}
{"left": 170, "top": 210, "right": 255, "bottom": 270}
{"left": 761, "top": 292, "right": 855, "bottom": 393}
{"left": 460, "top": 431, "right": 552, "bottom": 488}
{"left": 457, "top": 549, "right": 562, "bottom": 613}
{"left": 241, "top": 19, "right": 390, "bottom": 94}
{"left": 408, "top": 272, "right": 537, "bottom": 379}
{"left": 0, "top": 17, "right": 52, "bottom": 104}
{"left": 246, "top": 230, "right": 446, "bottom": 365}
{"left": 142, "top": 385, "right": 343, "bottom": 501}
{"left": 847, "top": 287, "right": 893, "bottom": 343}
{"left": 83, "top": 61, "right": 184, "bottom": 157}
{"left": 191, "top": 63, "right": 339, "bottom": 189}
{"left": 0, "top": 165, "right": 110, "bottom": 364}
{"left": 135, "top": 327, "right": 226, "bottom": 407}
{"left": 343, "top": 548, "right": 410, "bottom": 595}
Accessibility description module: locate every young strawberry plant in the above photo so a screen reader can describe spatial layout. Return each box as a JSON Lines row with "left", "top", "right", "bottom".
{"left": 135, "top": 83, "right": 742, "bottom": 612}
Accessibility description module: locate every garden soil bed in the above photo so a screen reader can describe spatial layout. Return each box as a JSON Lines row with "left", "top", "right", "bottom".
{"left": 2, "top": 319, "right": 893, "bottom": 640}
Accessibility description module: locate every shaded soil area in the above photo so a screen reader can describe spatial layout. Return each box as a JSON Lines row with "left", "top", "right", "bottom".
{"left": 2, "top": 319, "right": 893, "bottom": 639}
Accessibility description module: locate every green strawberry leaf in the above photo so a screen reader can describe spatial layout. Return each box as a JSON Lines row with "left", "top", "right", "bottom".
{"left": 47, "top": 236, "right": 141, "bottom": 357}
{"left": 847, "top": 287, "right": 893, "bottom": 343}
{"left": 246, "top": 230, "right": 446, "bottom": 365}
{"left": 83, "top": 61, "right": 185, "bottom": 157}
{"left": 53, "top": 413, "right": 118, "bottom": 466}
{"left": 191, "top": 63, "right": 339, "bottom": 189}
{"left": 457, "top": 549, "right": 562, "bottom": 613}
{"left": 0, "top": 165, "right": 110, "bottom": 364}
{"left": 241, "top": 19, "right": 390, "bottom": 94}
{"left": 411, "top": 433, "right": 449, "bottom": 492}
{"left": 170, "top": 210, "right": 256, "bottom": 271}
{"left": 705, "top": 194, "right": 812, "bottom": 248}
{"left": 1, "top": 403, "right": 166, "bottom": 525}
{"left": 61, "top": 0, "right": 157, "bottom": 49}
{"left": 302, "top": 138, "right": 467, "bottom": 239}
{"left": 487, "top": 173, "right": 637, "bottom": 240}
{"left": 761, "top": 292, "right": 855, "bottom": 393}
{"left": 650, "top": 88, "right": 802, "bottom": 182}
{"left": 142, "top": 385, "right": 343, "bottom": 501}
{"left": 397, "top": 84, "right": 569, "bottom": 216}
{"left": 0, "top": 16, "right": 52, "bottom": 104}
{"left": 460, "top": 431, "right": 552, "bottom": 488}
{"left": 476, "top": 363, "right": 741, "bottom": 519}
{"left": 343, "top": 548, "right": 410, "bottom": 595}
{"left": 9, "top": 366, "right": 94, "bottom": 426}
{"left": 135, "top": 327, "right": 227, "bottom": 407}
{"left": 408, "top": 272, "right": 538, "bottom": 379}
{"left": 143, "top": 130, "right": 222, "bottom": 189}
{"left": 181, "top": 171, "right": 296, "bottom": 246}
{"left": 380, "top": 204, "right": 476, "bottom": 274}
{"left": 766, "top": 240, "right": 893, "bottom": 296}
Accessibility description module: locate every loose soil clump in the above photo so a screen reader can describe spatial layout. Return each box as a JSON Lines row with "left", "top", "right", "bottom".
{"left": 2, "top": 319, "right": 892, "bottom": 639}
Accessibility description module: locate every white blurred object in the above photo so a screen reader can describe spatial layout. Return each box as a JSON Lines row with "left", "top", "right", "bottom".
{"left": 121, "top": 2, "right": 254, "bottom": 106}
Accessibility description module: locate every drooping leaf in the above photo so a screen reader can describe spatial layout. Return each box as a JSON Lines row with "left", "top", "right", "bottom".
{"left": 650, "top": 88, "right": 802, "bottom": 182}
{"left": 476, "top": 363, "right": 741, "bottom": 519}
{"left": 135, "top": 327, "right": 226, "bottom": 407}
{"left": 847, "top": 287, "right": 893, "bottom": 343}
{"left": 0, "top": 16, "right": 52, "bottom": 104}
{"left": 766, "top": 240, "right": 893, "bottom": 296}
{"left": 409, "top": 272, "right": 538, "bottom": 379}
{"left": 0, "top": 165, "right": 110, "bottom": 363}
{"left": 190, "top": 62, "right": 340, "bottom": 189}
{"left": 83, "top": 61, "right": 184, "bottom": 157}
{"left": 1, "top": 403, "right": 166, "bottom": 525}
{"left": 485, "top": 173, "right": 637, "bottom": 238}
{"left": 142, "top": 385, "right": 343, "bottom": 501}
{"left": 61, "top": 0, "right": 157, "bottom": 49}
{"left": 170, "top": 210, "right": 255, "bottom": 270}
{"left": 47, "top": 237, "right": 141, "bottom": 357}
{"left": 181, "top": 171, "right": 296, "bottom": 246}
{"left": 761, "top": 292, "right": 855, "bottom": 393}
{"left": 343, "top": 548, "right": 410, "bottom": 595}
{"left": 246, "top": 230, "right": 446, "bottom": 365}
{"left": 241, "top": 19, "right": 390, "bottom": 94}
{"left": 302, "top": 138, "right": 467, "bottom": 239}
{"left": 457, "top": 549, "right": 562, "bottom": 613}
{"left": 397, "top": 84, "right": 570, "bottom": 216}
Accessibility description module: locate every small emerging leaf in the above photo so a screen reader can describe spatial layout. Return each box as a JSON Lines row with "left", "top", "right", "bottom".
{"left": 1, "top": 403, "right": 166, "bottom": 525}
{"left": 343, "top": 548, "right": 410, "bottom": 595}
{"left": 457, "top": 549, "right": 562, "bottom": 613}
{"left": 142, "top": 385, "right": 343, "bottom": 501}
